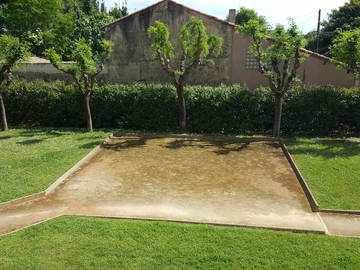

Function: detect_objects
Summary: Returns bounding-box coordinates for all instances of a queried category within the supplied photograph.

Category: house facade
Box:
[102,0,354,89]
[15,0,354,88]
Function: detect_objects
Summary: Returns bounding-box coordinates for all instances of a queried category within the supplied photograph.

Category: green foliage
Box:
[238,19,307,92]
[147,21,175,61]
[0,35,30,87]
[148,17,223,83]
[331,28,360,78]
[235,7,267,27]
[4,81,360,136]
[45,39,112,93]
[148,17,223,131]
[307,0,360,56]
[0,0,62,37]
[108,1,128,19]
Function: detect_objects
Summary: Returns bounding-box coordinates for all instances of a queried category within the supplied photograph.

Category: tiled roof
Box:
[21,57,51,64]
[102,0,235,29]
[300,48,332,62]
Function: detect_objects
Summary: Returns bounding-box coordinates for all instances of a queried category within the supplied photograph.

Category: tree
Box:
[108,1,128,19]
[0,0,63,37]
[45,39,112,132]
[147,17,223,132]
[0,35,30,131]
[235,7,267,26]
[331,28,360,87]
[43,5,113,60]
[237,19,307,137]
[306,0,360,56]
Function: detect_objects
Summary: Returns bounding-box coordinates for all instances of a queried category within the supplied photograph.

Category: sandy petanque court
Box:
[1,135,332,235]
[4,134,359,238]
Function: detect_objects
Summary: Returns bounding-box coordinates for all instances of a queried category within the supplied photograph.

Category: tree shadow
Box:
[0,136,12,140]
[286,138,360,159]
[16,139,45,145]
[163,138,251,155]
[80,141,104,149]
[18,129,65,137]
[102,137,147,151]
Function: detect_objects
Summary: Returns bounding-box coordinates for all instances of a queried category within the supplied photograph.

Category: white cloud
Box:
[105,0,348,33]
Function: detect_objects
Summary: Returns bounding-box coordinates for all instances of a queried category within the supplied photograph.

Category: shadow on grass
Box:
[80,141,104,149]
[286,138,360,159]
[16,139,45,145]
[0,136,12,140]
[18,129,65,137]
[102,137,147,151]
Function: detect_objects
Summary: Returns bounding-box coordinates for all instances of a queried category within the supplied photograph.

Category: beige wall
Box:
[104,0,233,85]
[13,63,72,82]
[14,1,354,89]
[231,33,354,89]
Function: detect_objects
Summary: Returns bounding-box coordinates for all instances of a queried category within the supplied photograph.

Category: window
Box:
[245,50,260,70]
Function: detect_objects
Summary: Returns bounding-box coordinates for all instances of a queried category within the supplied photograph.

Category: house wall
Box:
[231,33,354,89]
[104,0,233,85]
[14,63,72,82]
[13,0,354,89]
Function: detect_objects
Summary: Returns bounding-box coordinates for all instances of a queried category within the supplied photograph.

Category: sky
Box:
[104,0,348,33]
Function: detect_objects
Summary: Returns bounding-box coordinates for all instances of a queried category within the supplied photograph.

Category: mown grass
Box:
[285,137,360,210]
[0,128,110,203]
[0,129,360,269]
[0,216,359,270]
[1,129,359,210]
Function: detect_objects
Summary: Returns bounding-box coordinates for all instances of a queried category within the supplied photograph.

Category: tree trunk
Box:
[0,92,9,131]
[355,77,360,88]
[83,93,93,132]
[272,93,284,138]
[176,84,186,133]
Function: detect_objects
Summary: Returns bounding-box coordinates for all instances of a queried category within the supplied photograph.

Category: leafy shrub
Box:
[3,80,360,135]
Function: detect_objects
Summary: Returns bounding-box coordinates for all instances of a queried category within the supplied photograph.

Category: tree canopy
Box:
[45,39,112,132]
[237,19,306,137]
[331,28,360,86]
[235,7,267,26]
[306,0,360,55]
[148,17,223,132]
[0,0,127,58]
[0,34,30,131]
[0,0,63,37]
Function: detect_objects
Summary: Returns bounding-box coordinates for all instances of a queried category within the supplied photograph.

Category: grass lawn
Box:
[0,128,360,269]
[285,137,360,210]
[0,216,359,270]
[0,128,110,203]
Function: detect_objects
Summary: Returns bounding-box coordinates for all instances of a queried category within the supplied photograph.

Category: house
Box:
[102,0,354,89]
[14,57,72,82]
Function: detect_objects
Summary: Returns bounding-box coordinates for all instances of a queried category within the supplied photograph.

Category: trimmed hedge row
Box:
[3,80,360,135]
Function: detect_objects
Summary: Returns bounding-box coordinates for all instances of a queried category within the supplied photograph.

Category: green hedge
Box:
[3,80,360,135]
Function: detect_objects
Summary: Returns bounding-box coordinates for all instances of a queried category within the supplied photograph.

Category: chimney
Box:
[228,9,236,24]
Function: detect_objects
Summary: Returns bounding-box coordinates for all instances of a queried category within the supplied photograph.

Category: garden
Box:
[1,0,360,269]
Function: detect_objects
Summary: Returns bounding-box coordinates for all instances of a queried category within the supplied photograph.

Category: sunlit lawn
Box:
[285,137,360,210]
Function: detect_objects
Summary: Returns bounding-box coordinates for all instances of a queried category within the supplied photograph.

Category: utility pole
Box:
[316,9,321,53]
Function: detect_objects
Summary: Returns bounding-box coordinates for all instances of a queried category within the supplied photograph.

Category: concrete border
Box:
[0,192,45,211]
[280,139,360,215]
[75,214,326,235]
[319,209,360,215]
[45,137,111,195]
[0,137,110,210]
[279,139,320,212]
[0,214,63,237]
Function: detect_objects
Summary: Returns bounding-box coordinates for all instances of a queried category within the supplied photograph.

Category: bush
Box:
[3,80,360,136]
